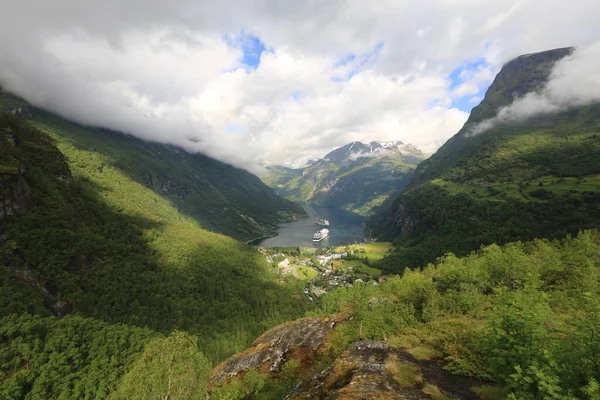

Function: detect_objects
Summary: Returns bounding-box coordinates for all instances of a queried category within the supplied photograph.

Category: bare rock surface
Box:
[210,314,348,384]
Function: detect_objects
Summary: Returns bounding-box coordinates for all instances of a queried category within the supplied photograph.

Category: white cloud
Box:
[471,41,600,135]
[0,0,599,172]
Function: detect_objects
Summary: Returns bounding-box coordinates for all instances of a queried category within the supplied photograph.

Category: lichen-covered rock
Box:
[210,314,348,384]
[287,342,416,400]
[287,341,483,399]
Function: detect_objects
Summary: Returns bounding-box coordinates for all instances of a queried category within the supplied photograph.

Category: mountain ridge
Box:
[261,140,426,216]
[371,46,600,271]
[0,88,306,242]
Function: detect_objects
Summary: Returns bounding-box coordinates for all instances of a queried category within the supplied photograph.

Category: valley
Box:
[253,203,368,247]
[0,23,600,400]
[261,141,425,216]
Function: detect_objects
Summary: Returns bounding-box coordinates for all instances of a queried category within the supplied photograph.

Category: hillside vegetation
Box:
[0,90,305,242]
[211,230,600,399]
[0,112,309,398]
[262,141,425,216]
[372,47,600,272]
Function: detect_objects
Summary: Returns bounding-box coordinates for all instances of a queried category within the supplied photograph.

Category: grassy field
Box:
[335,259,382,276]
[431,175,600,203]
[334,242,393,262]
[297,266,320,280]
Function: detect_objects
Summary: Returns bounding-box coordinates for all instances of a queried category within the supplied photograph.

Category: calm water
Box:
[255,204,367,247]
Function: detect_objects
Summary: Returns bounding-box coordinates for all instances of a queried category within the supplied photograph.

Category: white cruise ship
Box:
[315,217,330,227]
[312,228,329,242]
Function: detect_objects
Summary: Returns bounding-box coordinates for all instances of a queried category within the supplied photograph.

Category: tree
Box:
[110,331,211,400]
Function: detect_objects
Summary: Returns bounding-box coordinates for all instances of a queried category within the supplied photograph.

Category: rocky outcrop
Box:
[0,168,31,221]
[12,267,72,316]
[287,341,483,399]
[391,196,417,235]
[210,314,348,385]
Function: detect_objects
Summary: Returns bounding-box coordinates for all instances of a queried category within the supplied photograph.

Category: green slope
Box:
[262,141,424,216]
[372,47,600,272]
[0,112,309,398]
[213,230,600,400]
[0,90,306,243]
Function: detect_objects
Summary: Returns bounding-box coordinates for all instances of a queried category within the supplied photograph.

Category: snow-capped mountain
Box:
[261,140,427,216]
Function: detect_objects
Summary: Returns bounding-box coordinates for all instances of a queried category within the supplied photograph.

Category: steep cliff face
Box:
[0,113,74,315]
[262,141,425,216]
[411,47,575,185]
[371,47,600,271]
[0,119,70,221]
[0,168,31,220]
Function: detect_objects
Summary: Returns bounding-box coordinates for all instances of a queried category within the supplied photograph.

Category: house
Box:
[277,258,290,269]
[316,255,332,265]
[331,252,347,259]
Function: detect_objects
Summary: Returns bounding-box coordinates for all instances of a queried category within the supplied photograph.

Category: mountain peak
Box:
[323,140,417,163]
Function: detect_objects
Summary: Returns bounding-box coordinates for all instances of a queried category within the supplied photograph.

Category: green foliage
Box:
[0,111,311,398]
[211,360,302,400]
[110,331,211,400]
[0,314,158,400]
[314,230,600,399]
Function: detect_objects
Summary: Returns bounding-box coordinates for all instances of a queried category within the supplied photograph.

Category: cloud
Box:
[0,1,599,172]
[470,41,600,135]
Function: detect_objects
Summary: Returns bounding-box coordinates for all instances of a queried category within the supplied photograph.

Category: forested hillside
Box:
[0,90,305,242]
[210,230,600,399]
[372,47,600,272]
[0,112,309,399]
[262,141,424,216]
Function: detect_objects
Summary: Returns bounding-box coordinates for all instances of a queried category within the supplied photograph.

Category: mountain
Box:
[261,141,426,216]
[0,89,306,243]
[371,47,600,271]
[2,47,600,400]
[0,110,309,398]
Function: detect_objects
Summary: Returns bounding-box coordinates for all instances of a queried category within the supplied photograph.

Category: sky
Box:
[0,1,599,173]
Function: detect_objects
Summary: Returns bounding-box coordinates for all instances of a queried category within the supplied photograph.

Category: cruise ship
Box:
[315,217,330,227]
[312,228,329,242]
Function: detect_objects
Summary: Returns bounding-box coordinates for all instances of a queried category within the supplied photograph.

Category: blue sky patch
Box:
[225,30,270,70]
[449,57,490,113]
[334,53,356,67]
[225,123,244,133]
[291,91,302,101]
[331,41,385,82]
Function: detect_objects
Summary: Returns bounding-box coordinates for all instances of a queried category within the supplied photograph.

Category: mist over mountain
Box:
[2,1,600,399]
[371,47,600,271]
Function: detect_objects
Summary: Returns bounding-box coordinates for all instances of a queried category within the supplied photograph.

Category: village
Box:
[258,242,391,301]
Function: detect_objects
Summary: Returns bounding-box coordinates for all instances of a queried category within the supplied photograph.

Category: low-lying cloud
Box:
[0,1,599,172]
[471,41,600,135]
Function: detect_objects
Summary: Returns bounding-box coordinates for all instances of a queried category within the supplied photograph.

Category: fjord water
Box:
[255,204,367,247]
